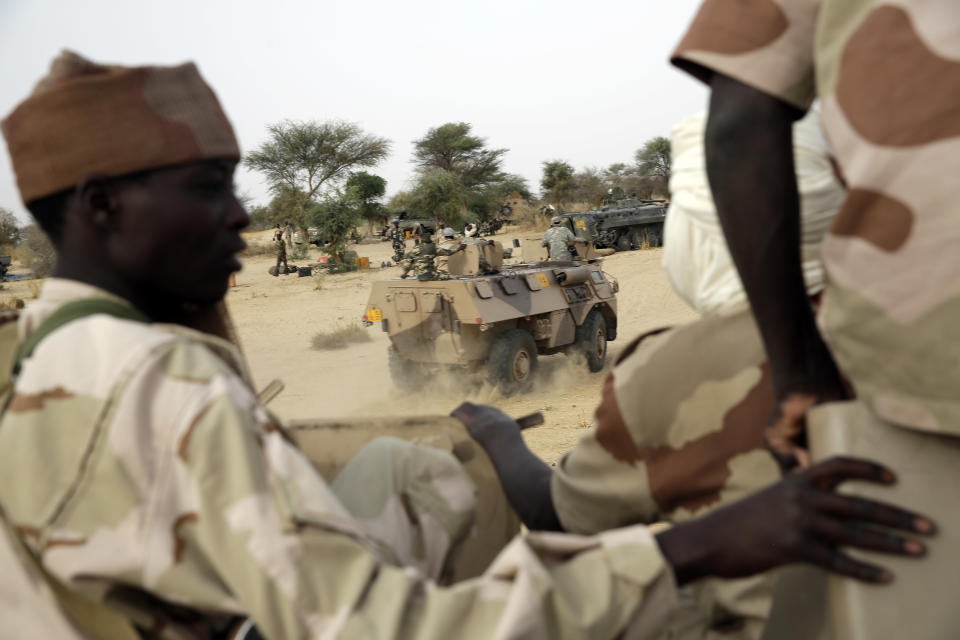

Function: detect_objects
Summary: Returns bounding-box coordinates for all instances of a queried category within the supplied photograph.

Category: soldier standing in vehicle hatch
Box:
[542,216,577,261]
[400,230,463,280]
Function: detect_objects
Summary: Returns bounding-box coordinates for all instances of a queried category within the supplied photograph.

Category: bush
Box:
[310,323,372,350]
[20,225,56,278]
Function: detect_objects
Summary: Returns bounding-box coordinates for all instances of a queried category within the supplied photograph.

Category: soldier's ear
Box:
[75,174,119,230]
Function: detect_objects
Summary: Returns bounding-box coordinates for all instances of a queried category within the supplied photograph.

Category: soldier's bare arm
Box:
[451,403,562,531]
[705,73,848,470]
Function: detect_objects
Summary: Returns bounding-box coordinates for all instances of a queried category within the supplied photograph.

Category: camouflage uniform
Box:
[463,238,497,275]
[541,225,577,261]
[673,2,960,636]
[552,306,780,639]
[436,236,460,274]
[274,232,288,273]
[0,278,679,639]
[400,240,460,281]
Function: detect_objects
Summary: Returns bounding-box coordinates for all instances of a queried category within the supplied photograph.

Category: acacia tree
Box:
[408,169,470,227]
[413,122,506,188]
[540,160,576,208]
[346,172,388,230]
[245,120,390,229]
[411,122,521,225]
[635,136,672,196]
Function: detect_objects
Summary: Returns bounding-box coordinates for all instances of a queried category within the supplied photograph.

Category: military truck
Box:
[560,197,667,251]
[363,246,618,395]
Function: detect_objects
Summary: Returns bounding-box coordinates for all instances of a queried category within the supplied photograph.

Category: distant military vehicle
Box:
[560,197,668,251]
[363,246,618,395]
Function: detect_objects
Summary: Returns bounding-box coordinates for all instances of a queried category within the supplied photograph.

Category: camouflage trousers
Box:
[291,417,522,583]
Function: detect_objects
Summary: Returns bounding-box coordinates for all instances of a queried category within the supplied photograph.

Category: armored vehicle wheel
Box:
[643,225,663,248]
[575,309,607,372]
[616,233,632,252]
[488,329,538,395]
[388,347,429,391]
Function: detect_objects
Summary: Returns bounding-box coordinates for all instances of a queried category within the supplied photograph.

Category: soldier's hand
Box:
[452,402,521,448]
[656,456,935,586]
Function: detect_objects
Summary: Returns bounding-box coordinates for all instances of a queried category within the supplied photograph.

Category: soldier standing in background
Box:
[282,219,292,249]
[273,223,287,276]
[541,215,577,261]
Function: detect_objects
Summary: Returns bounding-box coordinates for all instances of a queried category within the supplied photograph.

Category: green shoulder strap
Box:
[14,298,149,373]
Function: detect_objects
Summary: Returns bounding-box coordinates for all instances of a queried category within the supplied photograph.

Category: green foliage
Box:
[407,169,470,227]
[540,160,576,206]
[413,122,506,189]
[346,172,388,225]
[306,188,363,264]
[0,208,22,249]
[635,136,672,182]
[21,224,56,278]
[411,122,522,225]
[244,120,390,226]
[387,191,412,212]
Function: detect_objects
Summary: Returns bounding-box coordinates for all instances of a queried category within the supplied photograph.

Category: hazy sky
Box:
[0,0,708,222]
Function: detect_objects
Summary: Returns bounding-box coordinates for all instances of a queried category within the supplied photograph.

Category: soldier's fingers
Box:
[803,491,935,534]
[804,456,895,490]
[450,402,480,420]
[802,542,892,584]
[808,514,925,556]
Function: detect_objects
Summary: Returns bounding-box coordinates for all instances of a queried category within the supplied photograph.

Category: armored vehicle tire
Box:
[616,233,632,252]
[488,329,538,396]
[575,309,607,372]
[388,347,429,391]
[644,225,663,248]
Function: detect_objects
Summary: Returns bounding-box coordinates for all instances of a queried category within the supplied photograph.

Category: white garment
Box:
[662,110,846,315]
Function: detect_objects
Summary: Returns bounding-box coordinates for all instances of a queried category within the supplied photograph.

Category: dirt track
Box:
[226,229,698,464]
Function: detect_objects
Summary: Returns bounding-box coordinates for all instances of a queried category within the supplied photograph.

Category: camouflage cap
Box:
[2,50,240,204]
[551,216,562,225]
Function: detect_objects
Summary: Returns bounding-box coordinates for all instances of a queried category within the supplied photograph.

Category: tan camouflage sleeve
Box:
[43,339,677,638]
[552,310,781,533]
[671,0,820,110]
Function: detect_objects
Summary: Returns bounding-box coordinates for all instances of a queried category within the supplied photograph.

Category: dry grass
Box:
[240,242,276,258]
[0,296,25,311]
[310,322,372,351]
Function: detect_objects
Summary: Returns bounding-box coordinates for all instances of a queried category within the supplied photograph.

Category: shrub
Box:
[310,323,372,350]
[20,225,56,278]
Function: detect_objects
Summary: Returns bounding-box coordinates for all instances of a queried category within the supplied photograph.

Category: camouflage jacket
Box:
[0,278,678,639]
[400,241,460,280]
[673,0,960,436]
[542,226,576,261]
[553,306,781,639]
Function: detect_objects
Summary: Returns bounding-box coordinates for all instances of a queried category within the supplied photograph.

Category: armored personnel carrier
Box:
[363,246,618,395]
[560,197,667,251]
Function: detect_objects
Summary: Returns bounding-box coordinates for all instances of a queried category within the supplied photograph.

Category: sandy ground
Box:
[225,228,699,465]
